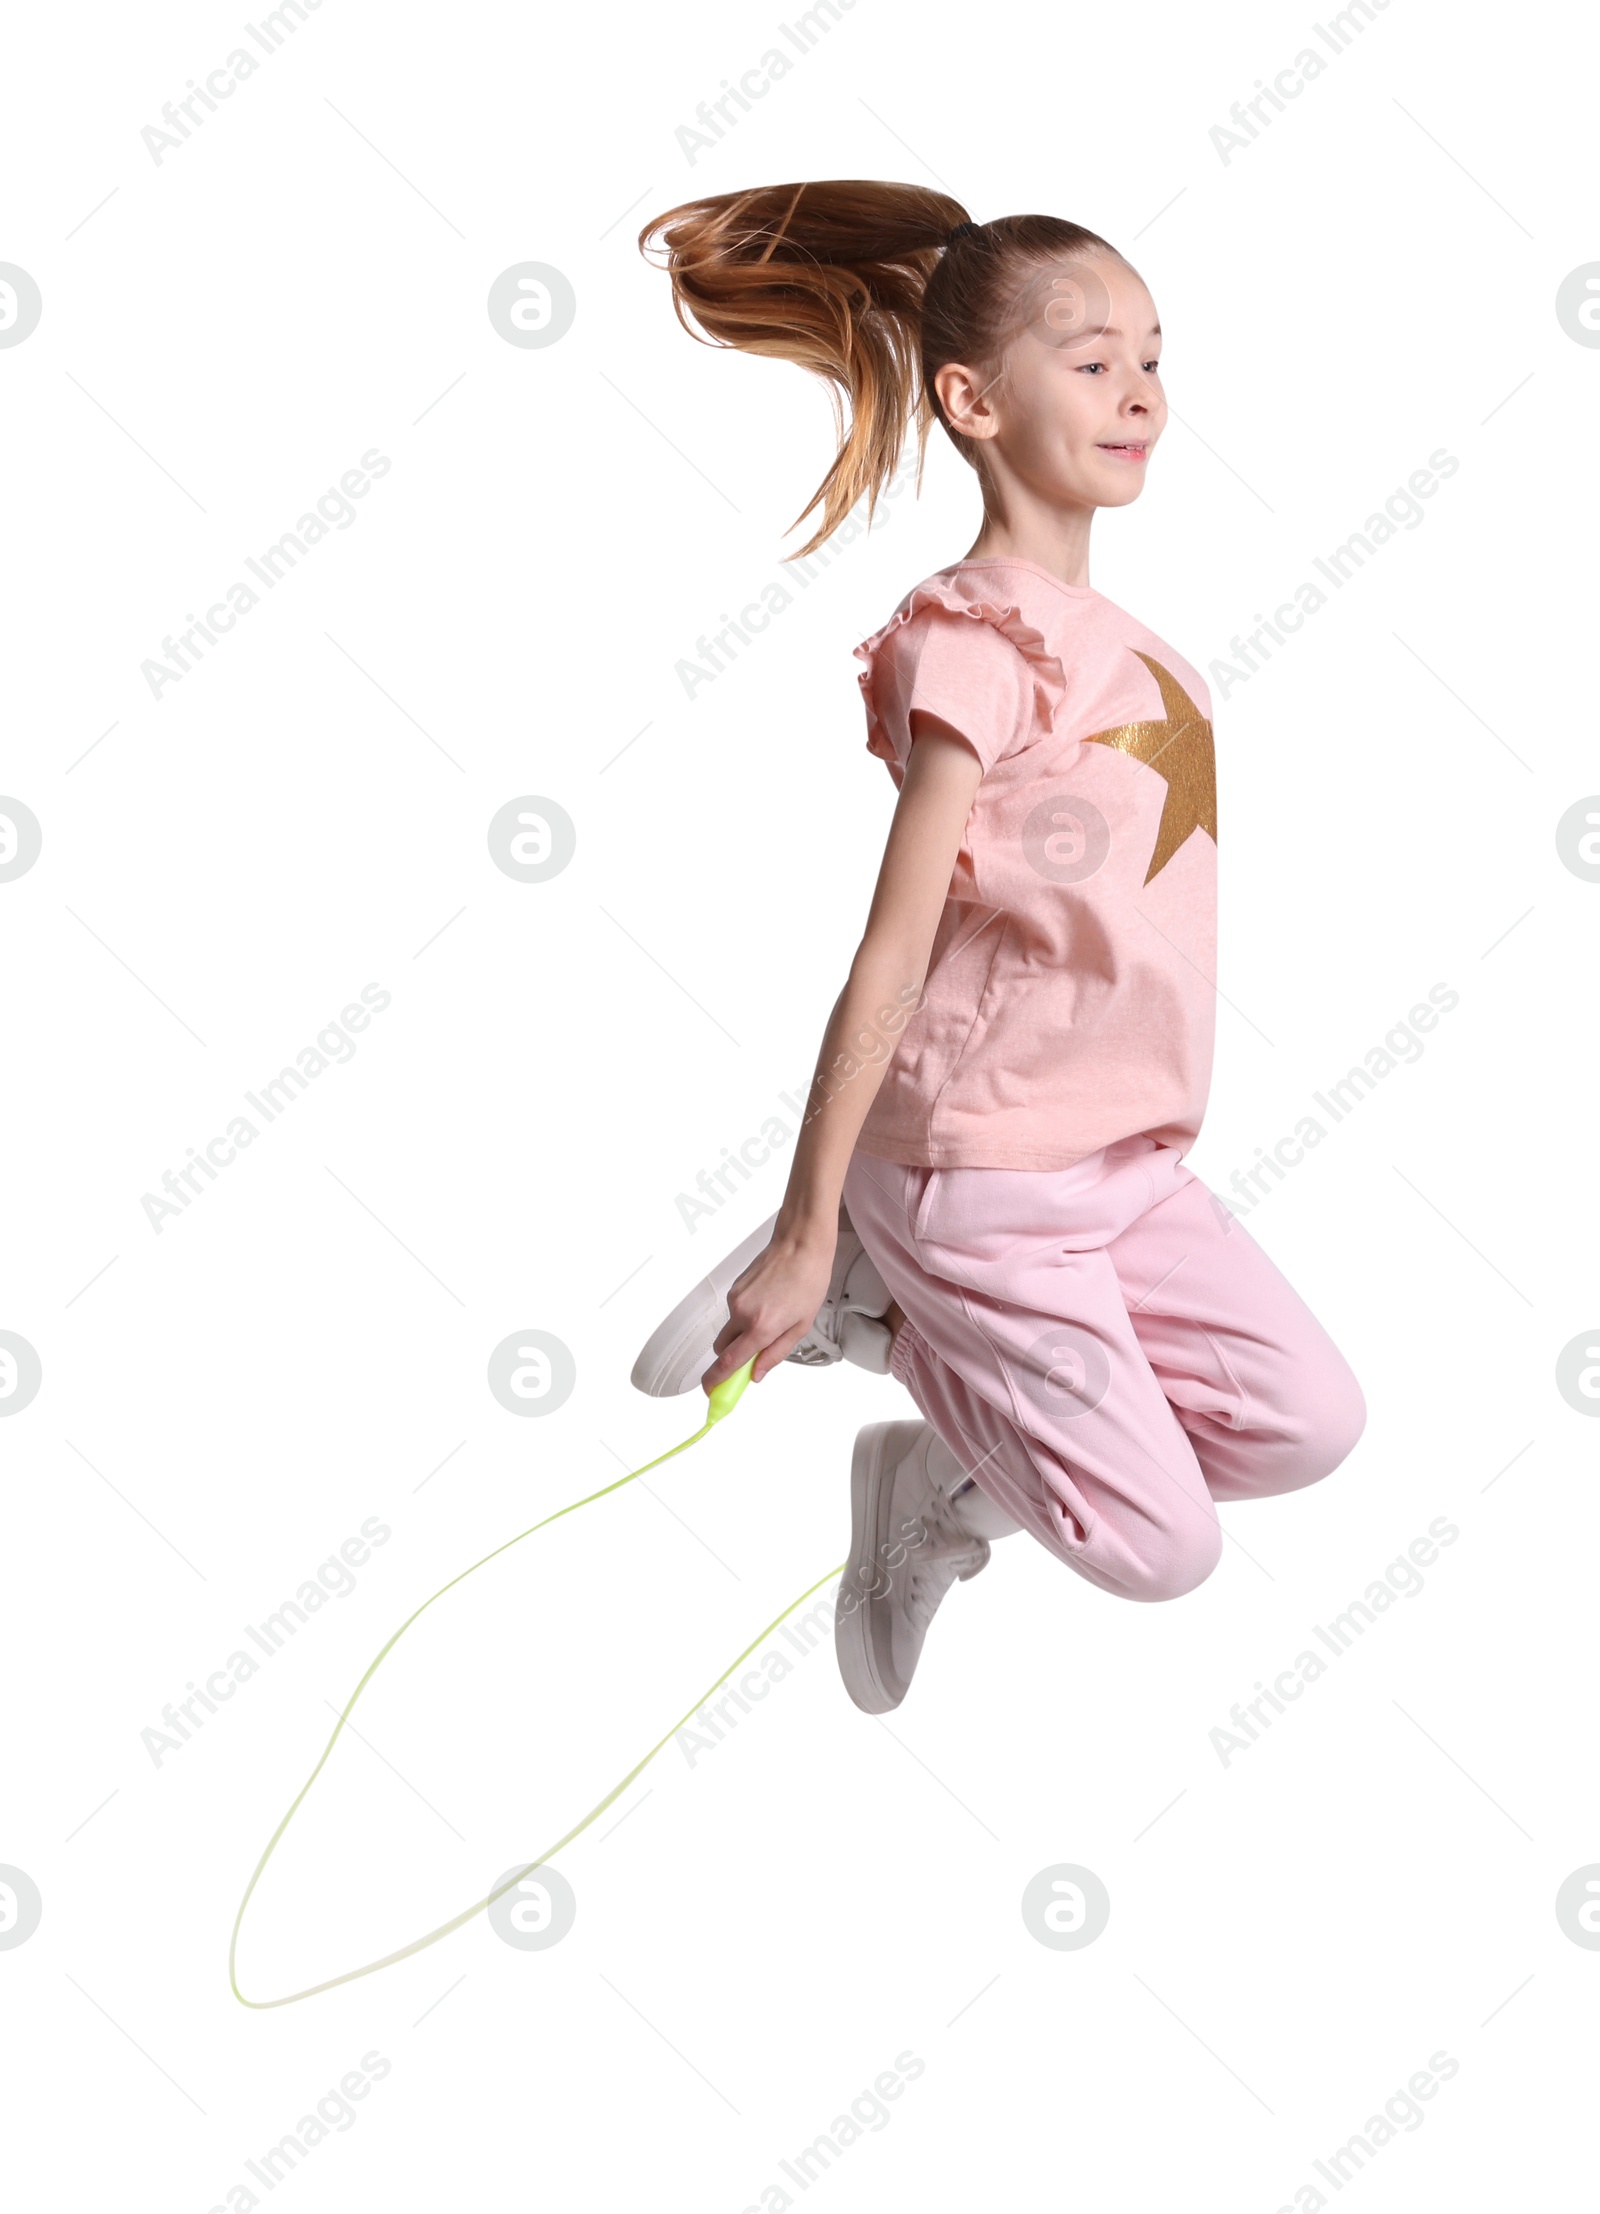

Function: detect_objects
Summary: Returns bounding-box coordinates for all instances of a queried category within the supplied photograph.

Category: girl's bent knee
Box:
[1130,1519,1223,1603]
[1310,1364,1367,1485]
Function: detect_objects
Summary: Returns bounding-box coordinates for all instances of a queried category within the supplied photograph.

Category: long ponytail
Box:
[638,179,1122,558]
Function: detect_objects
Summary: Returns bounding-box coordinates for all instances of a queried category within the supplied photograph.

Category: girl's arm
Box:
[702,719,985,1391]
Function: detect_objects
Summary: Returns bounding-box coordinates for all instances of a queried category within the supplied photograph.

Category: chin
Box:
[1093,472,1149,507]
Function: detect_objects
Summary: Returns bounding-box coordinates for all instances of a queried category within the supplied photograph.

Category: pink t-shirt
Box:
[852,556,1218,1172]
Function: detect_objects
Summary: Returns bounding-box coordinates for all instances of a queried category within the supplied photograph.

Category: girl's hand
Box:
[702,1230,837,1393]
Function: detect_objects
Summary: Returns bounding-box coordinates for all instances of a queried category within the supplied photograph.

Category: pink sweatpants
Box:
[842,1135,1365,1602]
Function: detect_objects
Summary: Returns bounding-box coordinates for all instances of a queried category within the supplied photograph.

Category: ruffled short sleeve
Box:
[853,583,1066,787]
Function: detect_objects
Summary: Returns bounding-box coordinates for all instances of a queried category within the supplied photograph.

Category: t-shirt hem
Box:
[851,1134,1126,1173]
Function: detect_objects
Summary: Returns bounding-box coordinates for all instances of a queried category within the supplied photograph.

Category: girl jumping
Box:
[632,182,1366,1714]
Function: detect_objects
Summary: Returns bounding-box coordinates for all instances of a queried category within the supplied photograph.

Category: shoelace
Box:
[785,1242,886,1366]
[786,1337,842,1367]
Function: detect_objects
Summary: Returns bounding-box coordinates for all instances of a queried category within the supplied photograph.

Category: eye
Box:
[1076,361,1107,374]
[1143,359,1162,374]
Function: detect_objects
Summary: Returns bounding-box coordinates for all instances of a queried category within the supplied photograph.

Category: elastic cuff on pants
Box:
[889,1314,924,1389]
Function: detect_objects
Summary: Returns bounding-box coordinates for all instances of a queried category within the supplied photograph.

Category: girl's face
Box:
[939,254,1166,513]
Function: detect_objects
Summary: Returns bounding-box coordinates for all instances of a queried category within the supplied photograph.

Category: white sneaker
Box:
[834,1420,997,1714]
[630,1207,894,1398]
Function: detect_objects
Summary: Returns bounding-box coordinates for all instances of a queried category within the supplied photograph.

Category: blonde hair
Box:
[639,178,1122,557]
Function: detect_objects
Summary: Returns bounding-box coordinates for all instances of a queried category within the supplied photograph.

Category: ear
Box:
[933,359,1001,442]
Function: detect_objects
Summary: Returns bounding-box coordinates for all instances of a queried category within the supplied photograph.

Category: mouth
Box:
[1097,441,1149,463]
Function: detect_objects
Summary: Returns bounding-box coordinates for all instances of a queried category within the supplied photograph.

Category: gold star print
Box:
[1082,651,1217,884]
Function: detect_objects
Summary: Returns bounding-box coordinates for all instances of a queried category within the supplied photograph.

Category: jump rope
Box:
[228,1356,846,2009]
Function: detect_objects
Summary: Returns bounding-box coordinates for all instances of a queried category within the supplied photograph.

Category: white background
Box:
[2,0,1595,2206]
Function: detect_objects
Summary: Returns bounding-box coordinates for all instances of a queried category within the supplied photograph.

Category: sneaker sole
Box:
[630,1214,887,1397]
[629,1215,778,1397]
[834,1420,926,1715]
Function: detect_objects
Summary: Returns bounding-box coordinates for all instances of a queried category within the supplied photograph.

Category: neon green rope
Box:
[229,1360,845,2009]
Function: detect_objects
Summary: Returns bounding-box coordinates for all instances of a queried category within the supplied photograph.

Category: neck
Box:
[964,501,1095,590]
